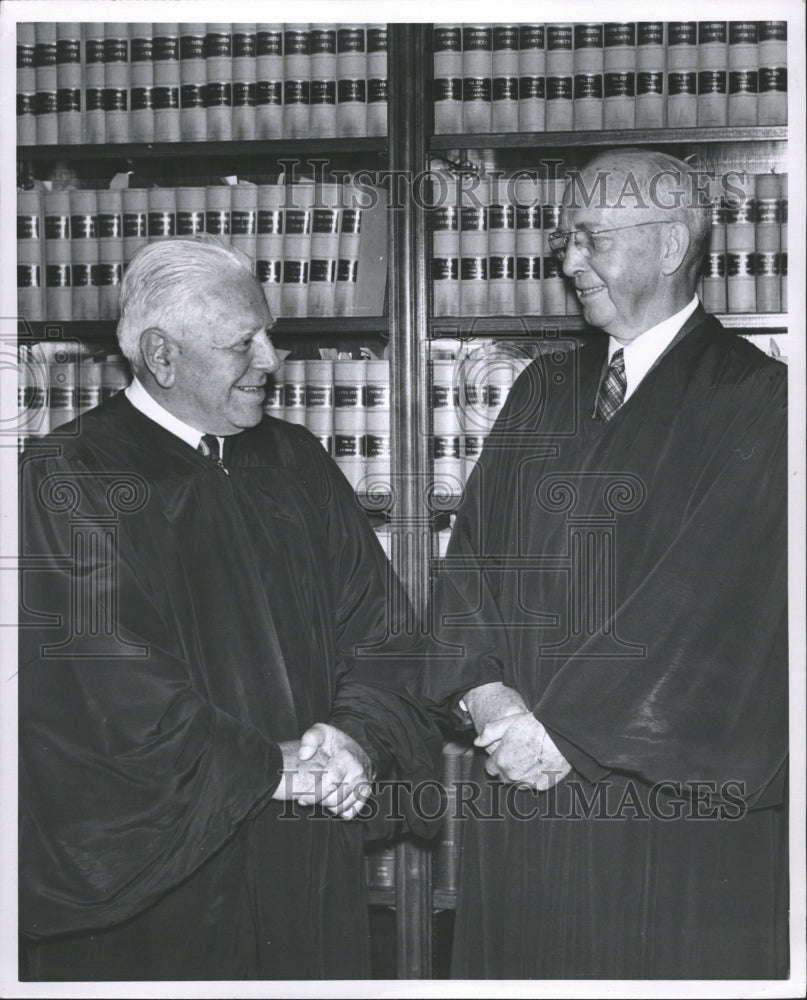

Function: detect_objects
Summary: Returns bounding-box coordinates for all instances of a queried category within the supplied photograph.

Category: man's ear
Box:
[660,221,691,276]
[140,329,175,388]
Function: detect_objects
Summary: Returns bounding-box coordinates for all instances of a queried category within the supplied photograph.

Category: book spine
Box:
[365,843,396,890]
[434,742,470,893]
[256,181,284,317]
[518,26,545,133]
[462,25,492,133]
[256,23,283,140]
[514,176,542,316]
[17,23,37,145]
[779,173,787,309]
[725,172,756,313]
[757,22,787,125]
[22,343,49,438]
[366,25,388,138]
[431,175,460,318]
[284,24,311,139]
[175,185,206,237]
[122,187,148,267]
[281,359,306,426]
[82,24,105,143]
[487,179,515,315]
[431,358,463,496]
[70,190,98,321]
[304,359,334,452]
[353,184,388,317]
[334,181,361,317]
[307,182,341,317]
[180,22,207,141]
[365,359,391,495]
[459,177,489,316]
[129,22,155,143]
[17,188,44,323]
[457,353,485,484]
[97,189,123,320]
[34,23,58,145]
[545,24,573,131]
[697,21,727,127]
[206,23,232,141]
[541,179,566,314]
[282,183,314,318]
[147,187,176,242]
[56,22,83,144]
[603,22,635,130]
[232,23,256,141]
[333,359,366,491]
[666,21,697,127]
[152,23,180,142]
[49,355,79,432]
[263,360,285,419]
[727,22,758,127]
[755,173,781,313]
[433,24,462,134]
[491,25,519,133]
[309,25,336,139]
[78,358,105,418]
[336,24,367,137]
[104,22,129,143]
[206,184,232,244]
[573,22,603,131]
[635,22,665,128]
[701,196,727,314]
[231,183,258,265]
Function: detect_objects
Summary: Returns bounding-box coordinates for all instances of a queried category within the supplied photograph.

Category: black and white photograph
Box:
[1,1,805,997]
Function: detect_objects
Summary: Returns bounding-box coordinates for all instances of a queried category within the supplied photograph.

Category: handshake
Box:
[272,722,375,820]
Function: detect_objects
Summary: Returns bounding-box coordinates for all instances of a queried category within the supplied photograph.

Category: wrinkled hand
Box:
[272,739,332,801]
[462,682,530,752]
[293,722,375,819]
[474,712,571,792]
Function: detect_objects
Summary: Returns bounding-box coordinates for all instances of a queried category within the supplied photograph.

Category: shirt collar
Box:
[608,295,699,402]
[125,377,218,452]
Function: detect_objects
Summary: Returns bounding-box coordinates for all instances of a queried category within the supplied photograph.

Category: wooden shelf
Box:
[17,137,388,163]
[18,316,390,342]
[430,126,787,152]
[433,889,458,911]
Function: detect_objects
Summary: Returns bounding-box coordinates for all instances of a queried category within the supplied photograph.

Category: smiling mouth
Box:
[577,285,606,300]
[235,385,265,393]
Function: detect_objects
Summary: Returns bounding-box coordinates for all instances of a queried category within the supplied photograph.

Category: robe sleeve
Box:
[535,366,788,806]
[18,450,284,937]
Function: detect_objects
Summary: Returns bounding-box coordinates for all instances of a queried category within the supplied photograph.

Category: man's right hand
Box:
[271,739,331,801]
[462,682,530,751]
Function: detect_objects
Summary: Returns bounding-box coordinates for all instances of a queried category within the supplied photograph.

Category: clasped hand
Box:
[272,722,374,819]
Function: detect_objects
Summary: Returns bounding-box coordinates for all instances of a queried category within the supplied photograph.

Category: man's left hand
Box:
[296,723,375,818]
[475,712,572,792]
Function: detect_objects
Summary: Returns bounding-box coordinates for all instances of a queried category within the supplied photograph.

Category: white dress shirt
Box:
[607,295,700,403]
[125,377,224,454]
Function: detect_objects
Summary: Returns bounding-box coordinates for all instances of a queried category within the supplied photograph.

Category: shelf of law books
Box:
[424,20,789,516]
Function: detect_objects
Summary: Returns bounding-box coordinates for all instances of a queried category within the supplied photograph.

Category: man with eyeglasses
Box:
[421,148,788,979]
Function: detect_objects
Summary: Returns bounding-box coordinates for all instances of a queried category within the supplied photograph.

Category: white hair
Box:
[116,235,256,369]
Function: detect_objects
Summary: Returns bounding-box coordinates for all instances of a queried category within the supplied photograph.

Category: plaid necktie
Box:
[595,348,626,422]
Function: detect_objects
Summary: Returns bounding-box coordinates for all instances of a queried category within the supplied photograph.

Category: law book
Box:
[309,25,337,138]
[603,22,635,130]
[122,187,148,266]
[281,182,314,318]
[152,22,180,142]
[129,22,155,143]
[18,188,44,323]
[696,21,727,127]
[365,359,391,495]
[433,24,462,134]
[256,181,284,317]
[462,25,492,133]
[307,182,341,316]
[779,173,787,308]
[231,183,258,265]
[758,22,787,125]
[333,359,366,491]
[255,23,283,139]
[82,23,105,143]
[336,24,367,137]
[727,22,758,127]
[545,23,573,131]
[263,360,285,419]
[459,176,489,316]
[284,23,311,139]
[354,184,389,317]
[725,172,756,313]
[104,22,129,143]
[34,23,58,145]
[431,357,463,495]
[635,22,665,129]
[491,25,519,133]
[205,23,232,141]
[147,187,176,242]
[179,22,207,141]
[519,23,545,76]
[519,32,545,137]
[755,173,781,314]
[434,742,472,894]
[78,356,105,417]
[232,23,257,141]
[434,24,463,77]
[280,358,306,426]
[48,354,79,432]
[514,175,542,316]
[304,359,334,451]
[456,350,487,484]
[366,25,388,138]
[21,342,50,440]
[573,23,603,131]
[487,180,515,315]
[56,22,82,144]
[17,23,37,145]
[432,174,460,318]
[541,179,566,315]
[70,189,98,321]
[206,184,232,243]
[334,180,361,317]
[365,843,396,890]
[701,196,727,315]
[176,185,206,237]
[97,189,123,320]
[666,21,697,128]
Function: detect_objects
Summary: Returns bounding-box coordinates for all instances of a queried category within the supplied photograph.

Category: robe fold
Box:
[19,395,441,980]
[421,310,788,979]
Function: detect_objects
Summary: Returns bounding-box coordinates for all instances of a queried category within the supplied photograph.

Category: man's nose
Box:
[561,238,588,278]
[251,330,281,372]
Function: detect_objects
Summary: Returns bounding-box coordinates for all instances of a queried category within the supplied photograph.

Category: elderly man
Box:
[18,236,440,980]
[421,148,788,979]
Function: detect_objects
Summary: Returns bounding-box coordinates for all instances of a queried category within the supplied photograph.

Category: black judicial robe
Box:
[421,310,788,979]
[19,395,441,981]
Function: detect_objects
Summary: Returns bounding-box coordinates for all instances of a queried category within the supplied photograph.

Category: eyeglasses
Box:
[548,221,669,261]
